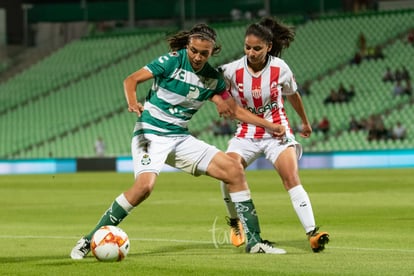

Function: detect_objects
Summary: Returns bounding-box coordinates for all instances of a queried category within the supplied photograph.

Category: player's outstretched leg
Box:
[70,194,132,259]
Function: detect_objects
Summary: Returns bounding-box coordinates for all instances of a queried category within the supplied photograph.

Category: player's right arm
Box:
[124,51,181,117]
[123,68,153,117]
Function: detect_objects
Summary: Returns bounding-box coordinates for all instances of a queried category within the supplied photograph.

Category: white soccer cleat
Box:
[70,237,91,260]
[248,242,287,254]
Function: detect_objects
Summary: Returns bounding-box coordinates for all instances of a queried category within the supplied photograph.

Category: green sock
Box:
[85,200,129,240]
[234,199,262,248]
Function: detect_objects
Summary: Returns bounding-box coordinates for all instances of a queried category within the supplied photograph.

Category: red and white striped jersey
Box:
[220,55,297,139]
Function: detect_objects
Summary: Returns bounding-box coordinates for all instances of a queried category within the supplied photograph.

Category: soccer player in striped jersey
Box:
[70,23,288,259]
[219,17,329,252]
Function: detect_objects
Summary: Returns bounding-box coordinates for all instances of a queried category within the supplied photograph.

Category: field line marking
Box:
[328,246,414,253]
[0,235,413,253]
[0,235,212,244]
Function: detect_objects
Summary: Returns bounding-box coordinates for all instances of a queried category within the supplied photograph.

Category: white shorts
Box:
[131,134,220,178]
[226,136,303,166]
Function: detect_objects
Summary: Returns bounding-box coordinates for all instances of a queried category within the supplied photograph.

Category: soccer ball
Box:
[91,225,130,262]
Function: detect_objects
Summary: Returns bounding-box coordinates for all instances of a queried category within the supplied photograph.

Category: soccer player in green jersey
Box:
[70,23,287,259]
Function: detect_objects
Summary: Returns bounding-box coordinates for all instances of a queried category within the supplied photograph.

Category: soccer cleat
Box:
[247,242,287,254]
[226,217,245,247]
[307,227,330,253]
[70,237,91,260]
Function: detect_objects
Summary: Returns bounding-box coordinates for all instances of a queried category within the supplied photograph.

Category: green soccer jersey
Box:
[133,48,226,137]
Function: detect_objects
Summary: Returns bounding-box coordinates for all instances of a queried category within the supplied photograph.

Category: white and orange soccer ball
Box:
[91,225,130,262]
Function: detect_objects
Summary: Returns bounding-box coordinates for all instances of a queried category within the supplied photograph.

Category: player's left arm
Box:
[211,92,285,137]
[286,91,312,138]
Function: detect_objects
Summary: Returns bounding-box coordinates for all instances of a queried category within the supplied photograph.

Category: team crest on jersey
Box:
[187,86,200,100]
[141,154,151,165]
[252,87,262,99]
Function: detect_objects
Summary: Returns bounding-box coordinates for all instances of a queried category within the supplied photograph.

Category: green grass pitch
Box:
[1,168,413,275]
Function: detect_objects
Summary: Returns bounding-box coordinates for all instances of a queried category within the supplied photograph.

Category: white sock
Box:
[288,185,316,234]
[229,189,251,203]
[220,181,238,218]
[115,193,134,213]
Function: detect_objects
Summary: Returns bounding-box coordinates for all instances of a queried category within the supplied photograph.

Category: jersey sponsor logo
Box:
[171,68,186,81]
[168,106,180,115]
[141,154,151,165]
[251,86,262,99]
[247,101,279,115]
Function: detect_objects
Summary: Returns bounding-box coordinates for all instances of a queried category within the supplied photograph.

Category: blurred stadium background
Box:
[0,0,413,171]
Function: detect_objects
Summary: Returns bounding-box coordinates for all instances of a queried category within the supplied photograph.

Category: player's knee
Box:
[141,184,153,197]
[208,152,245,184]
[128,179,155,206]
[282,174,300,190]
[224,159,245,182]
[139,182,154,197]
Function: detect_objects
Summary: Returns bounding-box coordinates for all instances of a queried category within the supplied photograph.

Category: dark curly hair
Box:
[167,23,221,55]
[245,17,295,57]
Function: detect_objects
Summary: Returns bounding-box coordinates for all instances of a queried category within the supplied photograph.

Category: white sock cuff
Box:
[229,190,251,203]
[288,184,304,198]
[116,193,134,213]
